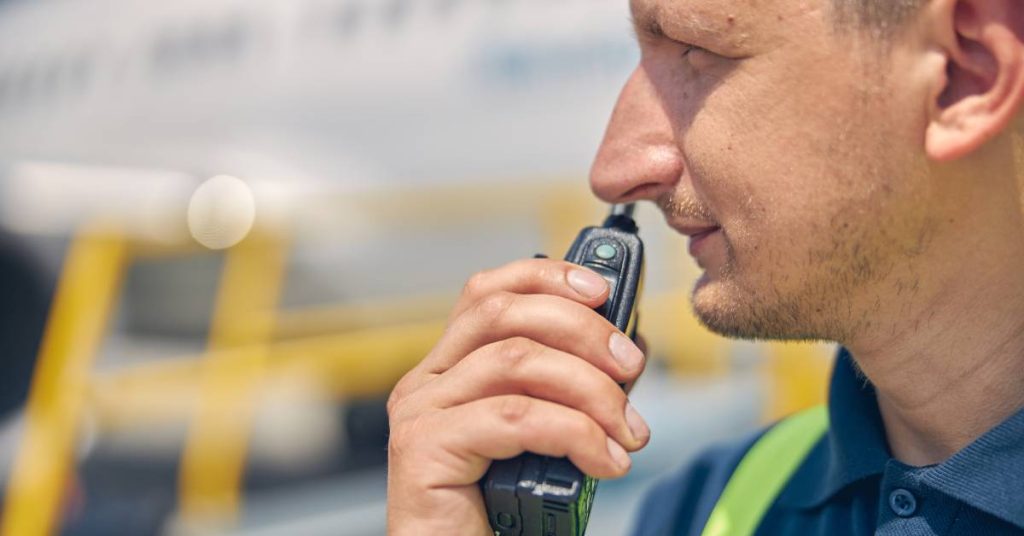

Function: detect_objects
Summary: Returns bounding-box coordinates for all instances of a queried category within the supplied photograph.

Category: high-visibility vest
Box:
[700,405,829,536]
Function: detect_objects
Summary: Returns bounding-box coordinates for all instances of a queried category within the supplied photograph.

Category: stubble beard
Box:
[688,164,932,346]
[690,228,882,344]
[682,48,935,346]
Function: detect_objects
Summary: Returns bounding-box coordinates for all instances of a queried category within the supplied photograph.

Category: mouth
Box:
[664,218,722,261]
[665,216,720,238]
[686,227,721,259]
[671,223,720,238]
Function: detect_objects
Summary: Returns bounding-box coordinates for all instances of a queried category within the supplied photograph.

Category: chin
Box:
[690,275,824,342]
[690,276,755,339]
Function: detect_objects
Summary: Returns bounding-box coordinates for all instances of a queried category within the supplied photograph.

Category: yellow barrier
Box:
[86,320,446,432]
[2,226,128,536]
[270,295,454,339]
[3,183,833,534]
[178,229,288,521]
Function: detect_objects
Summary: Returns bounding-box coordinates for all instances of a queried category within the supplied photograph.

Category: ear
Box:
[924,0,1024,162]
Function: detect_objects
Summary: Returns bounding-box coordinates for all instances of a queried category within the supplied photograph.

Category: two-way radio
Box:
[481,203,645,536]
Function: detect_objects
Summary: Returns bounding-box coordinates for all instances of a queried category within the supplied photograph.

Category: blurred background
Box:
[0,0,835,534]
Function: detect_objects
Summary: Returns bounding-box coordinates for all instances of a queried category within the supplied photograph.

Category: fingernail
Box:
[606,437,632,470]
[625,403,650,443]
[567,269,607,299]
[609,332,644,372]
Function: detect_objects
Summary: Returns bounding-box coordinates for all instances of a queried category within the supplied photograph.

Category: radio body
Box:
[481,204,645,536]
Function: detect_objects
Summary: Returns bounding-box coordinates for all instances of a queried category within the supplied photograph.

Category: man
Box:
[386,0,1024,534]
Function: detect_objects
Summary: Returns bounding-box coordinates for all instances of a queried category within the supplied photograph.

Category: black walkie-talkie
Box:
[481,203,644,536]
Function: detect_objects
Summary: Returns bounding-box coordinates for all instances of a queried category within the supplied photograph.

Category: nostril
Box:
[621,183,672,201]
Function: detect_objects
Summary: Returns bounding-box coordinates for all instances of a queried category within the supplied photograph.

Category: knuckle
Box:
[567,309,591,332]
[535,263,563,287]
[386,383,406,419]
[564,372,623,427]
[386,369,420,418]
[568,412,602,442]
[497,395,533,426]
[461,271,489,300]
[385,409,434,450]
[387,418,412,453]
[386,390,400,418]
[579,302,607,325]
[495,337,539,371]
[560,303,601,336]
[601,388,628,417]
[475,291,516,324]
[388,410,432,455]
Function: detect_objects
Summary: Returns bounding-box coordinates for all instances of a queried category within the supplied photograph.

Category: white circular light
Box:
[187,175,256,249]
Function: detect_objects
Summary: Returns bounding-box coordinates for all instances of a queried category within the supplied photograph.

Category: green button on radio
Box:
[595,244,618,260]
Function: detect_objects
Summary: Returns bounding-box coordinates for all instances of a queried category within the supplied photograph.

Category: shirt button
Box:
[889,488,918,517]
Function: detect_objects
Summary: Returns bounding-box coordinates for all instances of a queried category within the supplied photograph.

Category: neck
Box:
[845,159,1024,467]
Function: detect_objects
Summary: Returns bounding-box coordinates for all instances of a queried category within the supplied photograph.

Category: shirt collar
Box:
[777,348,1024,529]
[919,405,1024,527]
[776,348,890,509]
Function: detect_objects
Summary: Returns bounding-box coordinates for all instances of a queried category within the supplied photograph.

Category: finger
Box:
[425,293,646,382]
[635,333,649,357]
[622,333,649,394]
[450,259,610,322]
[398,259,614,403]
[416,395,632,487]
[403,337,650,450]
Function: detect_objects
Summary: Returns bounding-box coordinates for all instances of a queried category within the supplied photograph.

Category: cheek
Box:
[680,52,924,274]
[683,79,847,245]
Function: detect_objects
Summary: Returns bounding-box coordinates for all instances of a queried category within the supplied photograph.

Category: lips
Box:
[657,198,721,261]
[662,218,722,260]
[687,227,719,241]
[688,226,721,259]
[664,218,720,239]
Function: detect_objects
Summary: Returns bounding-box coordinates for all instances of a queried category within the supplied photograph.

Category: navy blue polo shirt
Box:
[631,349,1024,535]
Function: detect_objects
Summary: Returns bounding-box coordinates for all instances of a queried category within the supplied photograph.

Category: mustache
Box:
[656,192,715,222]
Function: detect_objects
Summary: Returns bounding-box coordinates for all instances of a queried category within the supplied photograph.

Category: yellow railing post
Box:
[177,228,288,523]
[2,227,127,536]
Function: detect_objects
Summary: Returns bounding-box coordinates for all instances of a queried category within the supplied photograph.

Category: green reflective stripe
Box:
[700,405,829,536]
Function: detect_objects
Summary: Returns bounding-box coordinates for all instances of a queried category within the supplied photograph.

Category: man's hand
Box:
[386,259,651,535]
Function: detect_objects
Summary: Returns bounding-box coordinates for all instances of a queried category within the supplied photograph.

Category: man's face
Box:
[591,0,939,342]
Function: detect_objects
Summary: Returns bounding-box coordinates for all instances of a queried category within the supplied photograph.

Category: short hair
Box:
[831,0,928,33]
[833,1,1024,159]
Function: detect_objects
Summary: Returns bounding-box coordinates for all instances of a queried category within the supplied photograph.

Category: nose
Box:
[590,66,684,204]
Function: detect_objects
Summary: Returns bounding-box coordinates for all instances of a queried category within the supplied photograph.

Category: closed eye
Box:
[629,13,724,67]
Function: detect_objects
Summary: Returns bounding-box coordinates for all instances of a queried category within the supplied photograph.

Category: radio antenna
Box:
[604,203,638,232]
[610,203,635,219]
